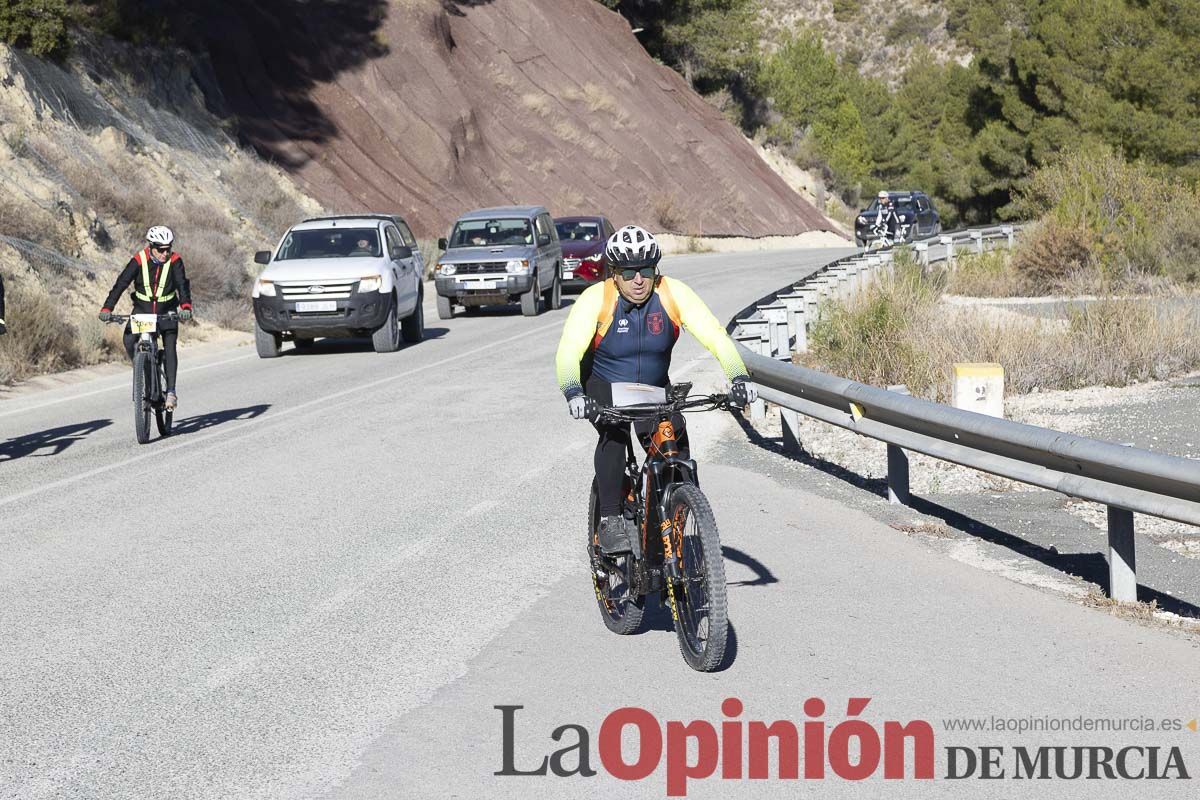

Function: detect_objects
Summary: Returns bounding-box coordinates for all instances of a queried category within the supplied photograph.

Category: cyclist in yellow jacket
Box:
[555,225,757,554]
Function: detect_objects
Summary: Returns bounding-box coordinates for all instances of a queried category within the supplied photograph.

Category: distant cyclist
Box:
[555,225,757,554]
[99,226,192,410]
[872,190,899,244]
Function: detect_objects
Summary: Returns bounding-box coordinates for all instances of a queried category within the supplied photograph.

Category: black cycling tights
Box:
[592,416,689,517]
[124,328,179,391]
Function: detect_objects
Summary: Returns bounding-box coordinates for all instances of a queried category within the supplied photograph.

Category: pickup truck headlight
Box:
[438,263,457,276]
[898,214,908,222]
[583,253,604,262]
[358,275,383,293]
[506,259,529,274]
[256,279,276,297]
[857,216,866,224]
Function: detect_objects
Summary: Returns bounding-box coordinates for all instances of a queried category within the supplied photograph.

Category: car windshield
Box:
[449,218,533,248]
[276,228,381,260]
[555,220,603,242]
[866,198,916,213]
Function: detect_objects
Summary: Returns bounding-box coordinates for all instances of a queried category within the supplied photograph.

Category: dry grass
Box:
[945,250,1032,296]
[202,298,254,332]
[221,156,306,241]
[806,260,1200,401]
[0,279,121,385]
[1079,589,1195,629]
[0,196,73,254]
[652,192,684,232]
[521,93,552,118]
[184,227,253,303]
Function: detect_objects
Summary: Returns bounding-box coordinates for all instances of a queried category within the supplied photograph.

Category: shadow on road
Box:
[733,414,1200,619]
[908,496,1200,619]
[284,329,448,356]
[0,419,113,463]
[723,546,779,588]
[171,405,270,436]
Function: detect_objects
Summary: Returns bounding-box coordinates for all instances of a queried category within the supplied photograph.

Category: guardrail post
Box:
[1106,506,1137,603]
[1002,225,1014,249]
[777,292,807,353]
[759,303,789,360]
[915,242,929,269]
[886,384,911,505]
[780,407,803,455]
[940,235,955,271]
[970,230,984,255]
[851,261,867,295]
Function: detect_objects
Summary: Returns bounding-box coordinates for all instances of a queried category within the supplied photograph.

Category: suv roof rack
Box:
[300,214,405,225]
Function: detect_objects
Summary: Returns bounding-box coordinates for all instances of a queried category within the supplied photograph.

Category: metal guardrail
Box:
[729,225,1200,603]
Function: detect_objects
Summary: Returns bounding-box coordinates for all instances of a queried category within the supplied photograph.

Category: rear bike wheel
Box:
[588,479,644,635]
[132,351,152,445]
[667,483,728,671]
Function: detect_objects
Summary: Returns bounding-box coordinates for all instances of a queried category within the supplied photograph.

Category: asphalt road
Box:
[2,247,1199,799]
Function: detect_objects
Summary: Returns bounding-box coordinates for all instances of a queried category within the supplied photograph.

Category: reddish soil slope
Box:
[197,0,832,237]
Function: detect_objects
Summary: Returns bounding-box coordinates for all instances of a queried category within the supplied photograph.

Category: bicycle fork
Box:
[660,516,682,623]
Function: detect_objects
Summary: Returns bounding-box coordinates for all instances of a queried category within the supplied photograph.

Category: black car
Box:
[854,191,941,246]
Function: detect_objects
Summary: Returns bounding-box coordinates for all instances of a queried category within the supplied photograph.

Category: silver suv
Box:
[433,205,563,318]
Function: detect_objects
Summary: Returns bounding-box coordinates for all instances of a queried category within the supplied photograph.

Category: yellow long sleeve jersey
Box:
[554,276,748,399]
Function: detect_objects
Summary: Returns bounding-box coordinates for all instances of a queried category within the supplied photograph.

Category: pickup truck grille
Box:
[278,280,356,301]
[563,258,581,269]
[451,262,507,274]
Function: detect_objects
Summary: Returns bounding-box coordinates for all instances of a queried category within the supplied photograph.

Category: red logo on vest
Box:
[647,311,664,336]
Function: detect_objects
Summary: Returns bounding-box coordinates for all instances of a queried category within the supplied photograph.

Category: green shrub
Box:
[0,0,72,57]
[831,0,861,23]
[885,10,939,46]
[1016,148,1200,285]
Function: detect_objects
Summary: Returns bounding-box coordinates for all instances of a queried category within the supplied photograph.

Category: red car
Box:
[554,215,616,292]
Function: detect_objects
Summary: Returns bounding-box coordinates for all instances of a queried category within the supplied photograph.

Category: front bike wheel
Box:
[154,360,172,437]
[132,352,152,445]
[668,483,728,671]
[588,480,644,635]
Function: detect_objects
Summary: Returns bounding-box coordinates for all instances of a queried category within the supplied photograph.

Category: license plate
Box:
[462,280,501,290]
[563,271,574,280]
[296,300,337,313]
[129,314,158,334]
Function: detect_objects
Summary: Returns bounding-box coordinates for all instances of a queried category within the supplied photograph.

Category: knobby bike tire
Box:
[668,483,728,672]
[132,352,152,445]
[588,480,644,635]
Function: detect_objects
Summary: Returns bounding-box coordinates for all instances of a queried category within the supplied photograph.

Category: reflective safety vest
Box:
[592,277,681,349]
[133,249,178,306]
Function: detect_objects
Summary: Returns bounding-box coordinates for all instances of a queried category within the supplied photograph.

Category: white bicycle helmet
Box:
[146,225,175,247]
[605,225,661,269]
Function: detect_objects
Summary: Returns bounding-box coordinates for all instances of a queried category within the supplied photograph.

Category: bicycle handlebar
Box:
[105,311,181,324]
[595,393,737,424]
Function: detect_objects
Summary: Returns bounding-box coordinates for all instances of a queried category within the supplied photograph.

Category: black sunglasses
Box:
[618,266,657,281]
[150,244,171,252]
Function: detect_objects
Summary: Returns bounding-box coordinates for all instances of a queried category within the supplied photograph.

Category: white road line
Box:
[0,320,561,510]
[0,256,821,421]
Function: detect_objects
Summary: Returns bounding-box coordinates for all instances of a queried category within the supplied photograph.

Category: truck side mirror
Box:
[437,237,448,251]
[254,250,271,265]
[537,233,551,246]
[392,245,413,260]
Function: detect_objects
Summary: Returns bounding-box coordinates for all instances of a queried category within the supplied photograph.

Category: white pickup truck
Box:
[251,214,425,357]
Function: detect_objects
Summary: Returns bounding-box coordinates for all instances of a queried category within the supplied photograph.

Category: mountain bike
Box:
[106,312,178,444]
[586,383,738,672]
[866,221,895,251]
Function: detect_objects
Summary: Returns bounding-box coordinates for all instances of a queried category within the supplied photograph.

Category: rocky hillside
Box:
[0,36,318,383]
[185,0,831,237]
